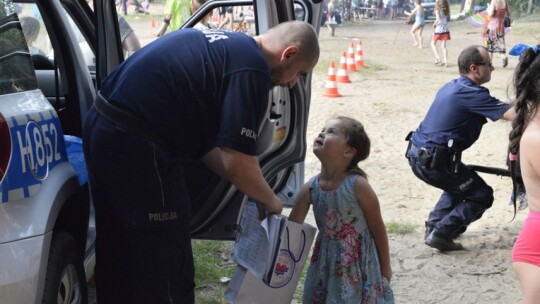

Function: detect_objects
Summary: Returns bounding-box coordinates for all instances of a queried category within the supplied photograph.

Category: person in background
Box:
[326,0,340,36]
[20,16,46,56]
[217,6,233,30]
[509,44,540,304]
[118,15,141,56]
[83,21,319,304]
[154,0,192,37]
[406,45,516,252]
[404,0,425,48]
[430,0,451,67]
[86,0,141,56]
[191,0,213,30]
[116,0,127,15]
[289,116,394,303]
[483,0,511,67]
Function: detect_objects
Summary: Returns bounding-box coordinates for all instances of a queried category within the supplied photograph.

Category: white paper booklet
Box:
[231,199,286,279]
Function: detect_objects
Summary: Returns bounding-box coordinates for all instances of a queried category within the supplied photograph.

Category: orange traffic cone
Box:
[336,52,351,83]
[151,17,156,28]
[347,42,357,72]
[356,40,365,68]
[323,61,342,98]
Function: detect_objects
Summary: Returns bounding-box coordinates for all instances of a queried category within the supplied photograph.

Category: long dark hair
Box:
[337,116,371,179]
[508,45,540,215]
[508,45,540,155]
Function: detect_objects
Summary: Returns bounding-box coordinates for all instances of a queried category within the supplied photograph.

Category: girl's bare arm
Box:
[288,183,312,224]
[355,176,392,282]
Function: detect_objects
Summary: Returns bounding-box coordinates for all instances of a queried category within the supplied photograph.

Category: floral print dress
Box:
[302,174,394,304]
[483,8,508,53]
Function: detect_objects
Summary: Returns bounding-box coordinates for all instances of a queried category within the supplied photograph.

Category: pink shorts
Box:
[513,210,540,266]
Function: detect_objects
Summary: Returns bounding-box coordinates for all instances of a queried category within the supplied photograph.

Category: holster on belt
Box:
[404,131,413,158]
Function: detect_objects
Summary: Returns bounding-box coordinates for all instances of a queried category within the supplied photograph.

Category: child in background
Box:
[289,116,394,303]
[404,0,425,48]
[430,0,451,67]
[20,16,46,56]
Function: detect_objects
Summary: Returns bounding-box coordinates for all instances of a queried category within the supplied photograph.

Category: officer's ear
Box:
[470,63,480,73]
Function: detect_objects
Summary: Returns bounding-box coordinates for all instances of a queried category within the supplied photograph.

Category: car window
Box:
[14,0,95,72]
[65,13,96,71]
[0,1,38,95]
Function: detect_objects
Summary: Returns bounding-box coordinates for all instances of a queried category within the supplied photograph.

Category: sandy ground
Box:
[89,4,539,303]
[294,17,527,304]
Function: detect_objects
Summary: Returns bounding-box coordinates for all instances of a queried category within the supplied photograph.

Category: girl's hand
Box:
[381,265,393,283]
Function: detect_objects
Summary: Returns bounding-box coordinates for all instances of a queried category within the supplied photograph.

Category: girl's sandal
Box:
[434,59,441,65]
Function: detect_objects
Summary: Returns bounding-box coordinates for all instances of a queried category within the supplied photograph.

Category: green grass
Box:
[193,240,236,303]
[293,254,311,301]
[193,239,311,303]
[385,221,417,235]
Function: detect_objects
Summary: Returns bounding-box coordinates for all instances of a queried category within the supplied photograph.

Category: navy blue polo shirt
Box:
[411,76,511,152]
[100,28,271,158]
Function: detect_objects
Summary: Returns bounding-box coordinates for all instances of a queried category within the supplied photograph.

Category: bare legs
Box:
[431,40,448,67]
[514,262,540,304]
[217,12,233,30]
[430,39,439,62]
[410,25,424,48]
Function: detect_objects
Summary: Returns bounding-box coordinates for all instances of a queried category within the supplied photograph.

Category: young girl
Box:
[289,116,394,303]
[404,0,425,48]
[509,44,540,304]
[430,0,451,67]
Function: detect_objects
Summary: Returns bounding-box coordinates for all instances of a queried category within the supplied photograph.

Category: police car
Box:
[0,0,323,302]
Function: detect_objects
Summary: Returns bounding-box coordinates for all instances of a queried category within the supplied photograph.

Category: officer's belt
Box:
[93,91,168,148]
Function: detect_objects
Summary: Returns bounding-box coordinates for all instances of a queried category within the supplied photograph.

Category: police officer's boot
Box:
[425,229,464,251]
[424,221,434,240]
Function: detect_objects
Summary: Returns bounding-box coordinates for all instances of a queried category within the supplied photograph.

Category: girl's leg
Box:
[441,40,448,66]
[430,39,440,63]
[410,25,419,47]
[417,26,424,48]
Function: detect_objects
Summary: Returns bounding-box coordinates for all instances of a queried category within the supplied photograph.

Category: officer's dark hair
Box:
[337,116,370,179]
[458,45,486,75]
[508,44,540,156]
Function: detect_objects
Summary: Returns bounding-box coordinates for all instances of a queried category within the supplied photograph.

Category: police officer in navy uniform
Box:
[406,45,516,251]
[83,21,319,303]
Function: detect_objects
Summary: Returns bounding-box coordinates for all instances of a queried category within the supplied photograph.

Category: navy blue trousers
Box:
[83,108,195,304]
[408,156,494,238]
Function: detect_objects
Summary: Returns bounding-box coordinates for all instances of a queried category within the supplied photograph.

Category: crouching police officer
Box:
[406,45,516,251]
